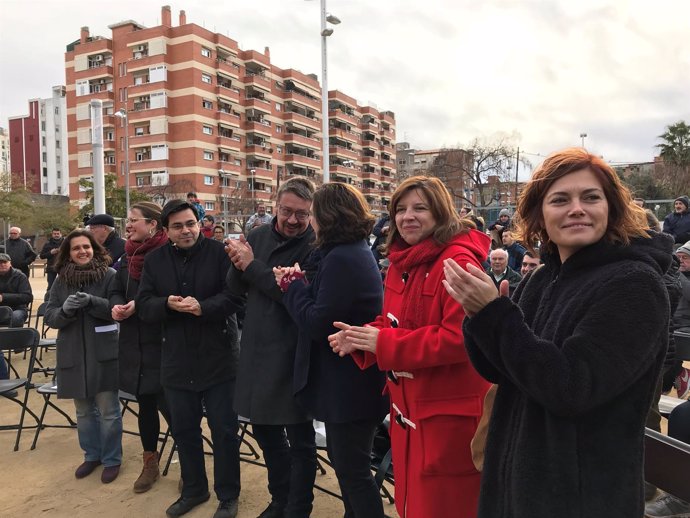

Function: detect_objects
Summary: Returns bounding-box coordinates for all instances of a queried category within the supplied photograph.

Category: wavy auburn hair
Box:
[383,175,472,253]
[514,147,649,255]
[312,182,375,248]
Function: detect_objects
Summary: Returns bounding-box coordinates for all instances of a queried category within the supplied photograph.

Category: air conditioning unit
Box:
[136,45,146,52]
[93,55,103,62]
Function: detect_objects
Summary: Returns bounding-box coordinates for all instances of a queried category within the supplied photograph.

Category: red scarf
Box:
[387,236,448,330]
[125,229,168,281]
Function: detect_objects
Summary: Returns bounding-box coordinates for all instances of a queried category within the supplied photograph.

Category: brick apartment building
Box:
[8,86,69,195]
[64,5,396,221]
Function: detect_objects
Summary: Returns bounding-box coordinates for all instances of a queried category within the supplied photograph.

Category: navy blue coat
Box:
[663,210,690,244]
[284,240,388,423]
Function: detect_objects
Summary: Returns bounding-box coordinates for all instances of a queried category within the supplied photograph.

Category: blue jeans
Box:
[165,379,241,501]
[73,390,123,467]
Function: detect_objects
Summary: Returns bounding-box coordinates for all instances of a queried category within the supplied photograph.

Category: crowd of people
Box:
[2,147,689,518]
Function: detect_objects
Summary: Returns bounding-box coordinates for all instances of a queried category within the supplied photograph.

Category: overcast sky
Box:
[1,0,688,175]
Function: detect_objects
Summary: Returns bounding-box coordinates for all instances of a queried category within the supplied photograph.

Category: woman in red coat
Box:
[329,176,492,518]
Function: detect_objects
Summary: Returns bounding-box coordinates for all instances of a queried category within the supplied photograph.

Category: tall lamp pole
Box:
[318,0,340,184]
[580,132,587,148]
[115,109,130,215]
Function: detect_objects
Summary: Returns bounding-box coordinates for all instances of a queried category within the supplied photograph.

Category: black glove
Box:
[62,295,81,316]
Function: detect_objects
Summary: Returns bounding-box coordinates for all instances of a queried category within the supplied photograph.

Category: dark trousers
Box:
[16,265,30,279]
[137,391,170,452]
[252,421,317,518]
[47,270,58,291]
[325,419,384,518]
[165,379,241,501]
[669,400,690,444]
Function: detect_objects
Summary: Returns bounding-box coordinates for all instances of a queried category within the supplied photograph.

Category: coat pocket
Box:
[55,336,75,369]
[416,395,482,476]
[95,330,119,362]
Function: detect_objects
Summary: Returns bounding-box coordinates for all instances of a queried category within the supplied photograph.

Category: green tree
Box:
[78,174,150,220]
[656,121,690,194]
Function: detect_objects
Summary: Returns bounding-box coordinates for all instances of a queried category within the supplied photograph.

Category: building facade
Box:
[8,86,69,195]
[64,5,396,222]
[0,127,10,190]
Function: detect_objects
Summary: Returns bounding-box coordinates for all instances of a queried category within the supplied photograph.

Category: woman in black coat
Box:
[109,201,169,493]
[443,148,671,518]
[275,183,388,518]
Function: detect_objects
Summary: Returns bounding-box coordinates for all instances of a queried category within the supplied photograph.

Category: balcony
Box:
[245,144,273,158]
[217,109,241,127]
[284,112,320,130]
[362,186,381,196]
[329,145,358,161]
[284,132,320,150]
[332,128,359,143]
[243,73,272,91]
[216,85,240,103]
[217,58,241,79]
[217,161,242,175]
[245,97,272,113]
[130,158,167,172]
[248,167,274,182]
[217,135,241,152]
[284,91,320,111]
[285,154,321,168]
[329,109,359,126]
[330,165,358,178]
[245,120,272,136]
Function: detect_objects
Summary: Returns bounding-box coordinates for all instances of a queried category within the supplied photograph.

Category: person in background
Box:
[276,182,388,518]
[443,147,670,518]
[226,177,317,518]
[244,204,272,235]
[633,197,645,208]
[329,175,492,518]
[370,212,390,265]
[137,200,242,518]
[663,195,690,245]
[488,208,512,249]
[186,192,206,221]
[86,214,126,264]
[200,215,215,238]
[45,230,122,484]
[40,228,64,291]
[502,230,526,272]
[0,252,33,383]
[459,206,485,232]
[109,202,170,494]
[6,226,37,278]
[486,248,522,295]
[667,241,690,399]
[213,225,226,242]
[520,249,541,277]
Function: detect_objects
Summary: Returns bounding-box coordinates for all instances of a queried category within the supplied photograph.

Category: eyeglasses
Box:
[168,220,199,231]
[277,205,310,221]
[125,217,151,224]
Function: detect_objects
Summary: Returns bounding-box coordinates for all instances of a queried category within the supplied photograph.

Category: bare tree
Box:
[216,182,256,233]
[143,177,195,207]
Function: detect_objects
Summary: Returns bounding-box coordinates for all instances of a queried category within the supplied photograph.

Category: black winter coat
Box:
[104,232,126,264]
[0,268,33,311]
[136,236,242,391]
[108,255,163,395]
[463,233,672,518]
[39,237,64,272]
[6,238,36,270]
[227,221,314,424]
[663,210,690,243]
[284,240,388,423]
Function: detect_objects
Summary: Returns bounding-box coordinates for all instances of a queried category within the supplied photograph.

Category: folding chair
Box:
[118,390,172,458]
[30,377,77,450]
[0,327,41,451]
[30,302,57,377]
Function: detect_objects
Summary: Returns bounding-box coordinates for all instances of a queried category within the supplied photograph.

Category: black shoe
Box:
[165,493,211,518]
[213,499,238,518]
[257,501,285,518]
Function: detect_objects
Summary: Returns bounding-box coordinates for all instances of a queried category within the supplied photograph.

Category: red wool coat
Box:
[354,230,492,518]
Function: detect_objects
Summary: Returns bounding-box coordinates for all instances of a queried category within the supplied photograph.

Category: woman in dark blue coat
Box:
[276,182,388,518]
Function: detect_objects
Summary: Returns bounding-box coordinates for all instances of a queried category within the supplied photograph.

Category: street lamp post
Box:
[317,0,340,184]
[250,168,257,212]
[115,109,130,215]
[580,132,587,148]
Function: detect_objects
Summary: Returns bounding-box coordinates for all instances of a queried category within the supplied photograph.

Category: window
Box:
[234,158,242,166]
[201,47,212,58]
[105,131,114,141]
[202,99,213,110]
[56,140,61,148]
[203,151,214,160]
[204,175,214,185]
[205,201,215,211]
[42,152,47,162]
[201,73,212,84]
[202,125,213,135]
[55,107,59,115]
[57,186,62,194]
[42,136,46,146]
[276,146,283,154]
[275,103,282,111]
[276,125,282,133]
[57,170,61,179]
[41,121,46,131]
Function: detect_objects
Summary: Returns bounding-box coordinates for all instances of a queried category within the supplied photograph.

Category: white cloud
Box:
[0,0,688,167]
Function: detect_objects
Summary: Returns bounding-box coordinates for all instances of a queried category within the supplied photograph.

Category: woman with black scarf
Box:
[45,230,122,484]
[109,201,169,493]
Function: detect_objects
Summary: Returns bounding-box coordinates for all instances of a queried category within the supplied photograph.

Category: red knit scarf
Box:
[387,236,448,330]
[125,230,168,281]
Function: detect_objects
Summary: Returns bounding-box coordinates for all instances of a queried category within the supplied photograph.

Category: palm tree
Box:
[656,121,690,194]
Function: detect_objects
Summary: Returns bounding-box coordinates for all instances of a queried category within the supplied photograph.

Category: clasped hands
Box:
[167,295,202,316]
[62,292,92,316]
[225,234,254,271]
[272,263,305,292]
[112,300,135,321]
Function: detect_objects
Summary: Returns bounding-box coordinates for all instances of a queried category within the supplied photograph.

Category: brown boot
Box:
[133,451,160,493]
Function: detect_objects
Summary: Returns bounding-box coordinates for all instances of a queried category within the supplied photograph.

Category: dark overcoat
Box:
[227,221,314,424]
[108,255,163,395]
[45,269,119,399]
[136,236,241,391]
[464,233,672,518]
[283,240,388,423]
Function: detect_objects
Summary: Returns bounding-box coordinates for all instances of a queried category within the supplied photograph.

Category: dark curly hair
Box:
[312,183,375,248]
